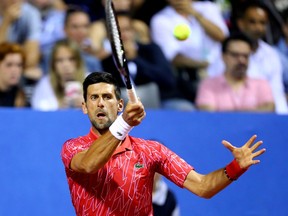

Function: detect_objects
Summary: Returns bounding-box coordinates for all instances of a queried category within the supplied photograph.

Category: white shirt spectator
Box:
[150,1,229,75]
[249,41,288,114]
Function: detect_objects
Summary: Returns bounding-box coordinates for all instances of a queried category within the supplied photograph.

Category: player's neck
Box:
[92,127,107,137]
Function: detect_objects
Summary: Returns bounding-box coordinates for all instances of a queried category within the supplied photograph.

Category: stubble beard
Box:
[91,118,113,132]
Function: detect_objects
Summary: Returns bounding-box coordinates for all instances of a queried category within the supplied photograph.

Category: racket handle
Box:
[127,86,138,103]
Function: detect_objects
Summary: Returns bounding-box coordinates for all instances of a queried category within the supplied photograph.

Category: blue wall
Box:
[0,108,287,216]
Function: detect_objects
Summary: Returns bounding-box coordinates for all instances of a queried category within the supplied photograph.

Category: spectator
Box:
[61,0,103,21]
[0,0,43,82]
[153,173,180,216]
[28,0,66,59]
[196,34,275,112]
[0,42,27,107]
[64,5,103,72]
[109,0,152,44]
[150,0,229,103]
[229,0,284,45]
[213,0,288,114]
[276,9,288,57]
[275,8,288,98]
[41,5,103,74]
[89,0,151,62]
[132,0,167,26]
[101,11,195,110]
[31,39,87,111]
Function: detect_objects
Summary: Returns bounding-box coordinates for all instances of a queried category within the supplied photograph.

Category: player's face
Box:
[82,83,124,134]
[54,46,77,82]
[223,40,251,80]
[237,7,268,41]
[0,53,23,88]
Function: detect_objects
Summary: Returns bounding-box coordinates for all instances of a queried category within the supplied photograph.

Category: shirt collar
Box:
[87,127,132,155]
[113,136,132,155]
[87,127,99,140]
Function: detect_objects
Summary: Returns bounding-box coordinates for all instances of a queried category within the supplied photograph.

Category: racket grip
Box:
[127,86,138,103]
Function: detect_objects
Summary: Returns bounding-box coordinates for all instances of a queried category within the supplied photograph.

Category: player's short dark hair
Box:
[222,33,254,53]
[83,72,121,102]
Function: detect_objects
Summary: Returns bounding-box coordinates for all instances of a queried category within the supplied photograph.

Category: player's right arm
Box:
[70,100,145,174]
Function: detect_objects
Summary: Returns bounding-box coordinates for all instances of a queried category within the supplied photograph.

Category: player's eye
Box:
[103,94,112,100]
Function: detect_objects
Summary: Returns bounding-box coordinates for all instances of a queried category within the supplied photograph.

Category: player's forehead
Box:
[87,82,116,95]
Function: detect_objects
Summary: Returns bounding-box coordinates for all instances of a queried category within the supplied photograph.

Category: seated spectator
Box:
[212,0,288,114]
[101,11,195,110]
[153,173,179,216]
[196,34,275,112]
[89,0,151,61]
[61,0,103,22]
[64,5,103,72]
[0,42,27,107]
[276,8,288,56]
[150,0,229,102]
[275,8,288,98]
[132,0,167,26]
[229,0,284,45]
[31,39,87,111]
[41,5,102,74]
[0,0,43,82]
[28,0,66,56]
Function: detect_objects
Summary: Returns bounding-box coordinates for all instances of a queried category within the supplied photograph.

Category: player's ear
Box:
[82,101,88,114]
[117,99,124,112]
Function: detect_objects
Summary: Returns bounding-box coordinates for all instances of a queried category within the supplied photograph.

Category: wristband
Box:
[224,159,247,181]
[109,114,133,140]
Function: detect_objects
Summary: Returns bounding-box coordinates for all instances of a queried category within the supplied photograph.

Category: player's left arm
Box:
[183,135,266,198]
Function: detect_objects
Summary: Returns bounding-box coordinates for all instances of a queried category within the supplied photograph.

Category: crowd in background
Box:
[1,1,287,215]
[1,0,288,114]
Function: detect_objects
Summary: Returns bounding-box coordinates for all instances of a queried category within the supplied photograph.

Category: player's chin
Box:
[92,119,112,130]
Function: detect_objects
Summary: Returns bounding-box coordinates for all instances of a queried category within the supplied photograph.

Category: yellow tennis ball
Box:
[173,24,191,41]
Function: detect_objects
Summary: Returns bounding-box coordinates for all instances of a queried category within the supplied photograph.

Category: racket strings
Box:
[107,6,124,68]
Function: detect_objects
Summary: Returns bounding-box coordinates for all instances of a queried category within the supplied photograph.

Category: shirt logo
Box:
[134,162,144,169]
[117,131,123,136]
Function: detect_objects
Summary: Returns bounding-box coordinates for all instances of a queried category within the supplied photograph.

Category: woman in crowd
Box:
[0,42,27,107]
[31,38,87,111]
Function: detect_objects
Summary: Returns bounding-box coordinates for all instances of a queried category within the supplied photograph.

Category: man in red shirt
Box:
[61,72,266,216]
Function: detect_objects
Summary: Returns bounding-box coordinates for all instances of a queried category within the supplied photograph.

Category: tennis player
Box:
[61,72,266,216]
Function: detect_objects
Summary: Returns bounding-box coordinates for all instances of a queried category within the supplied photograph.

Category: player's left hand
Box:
[222,135,266,169]
[122,99,145,126]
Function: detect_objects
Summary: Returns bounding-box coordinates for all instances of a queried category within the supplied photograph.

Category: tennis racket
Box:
[105,0,138,103]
